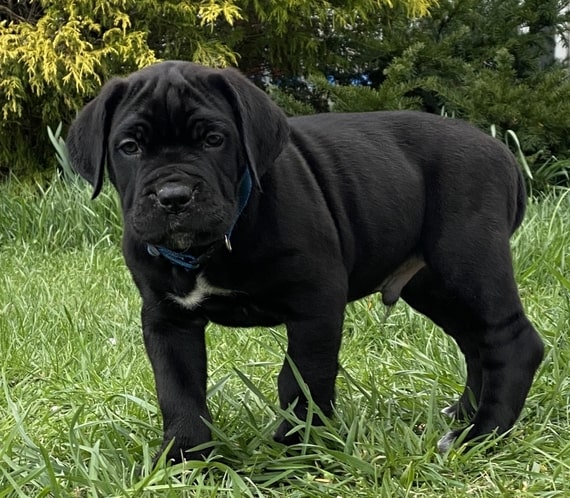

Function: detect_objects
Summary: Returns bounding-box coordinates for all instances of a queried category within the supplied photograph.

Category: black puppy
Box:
[66,61,544,462]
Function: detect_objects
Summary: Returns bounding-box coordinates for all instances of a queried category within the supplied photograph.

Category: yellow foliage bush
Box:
[0,0,433,175]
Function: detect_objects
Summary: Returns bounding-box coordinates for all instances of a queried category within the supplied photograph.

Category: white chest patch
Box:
[170,274,236,310]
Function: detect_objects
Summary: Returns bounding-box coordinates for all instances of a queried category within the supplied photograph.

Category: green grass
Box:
[0,176,569,497]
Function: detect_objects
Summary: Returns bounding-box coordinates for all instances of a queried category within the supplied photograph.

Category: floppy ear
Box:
[211,68,290,187]
[66,79,127,199]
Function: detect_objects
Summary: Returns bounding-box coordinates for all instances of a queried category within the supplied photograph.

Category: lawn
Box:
[0,177,569,497]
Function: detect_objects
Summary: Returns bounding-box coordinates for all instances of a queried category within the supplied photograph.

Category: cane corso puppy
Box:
[66,61,544,462]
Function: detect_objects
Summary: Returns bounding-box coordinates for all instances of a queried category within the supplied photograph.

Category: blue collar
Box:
[146,166,253,270]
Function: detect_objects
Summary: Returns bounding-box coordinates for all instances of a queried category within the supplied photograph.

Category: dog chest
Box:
[170,273,235,310]
[169,273,283,327]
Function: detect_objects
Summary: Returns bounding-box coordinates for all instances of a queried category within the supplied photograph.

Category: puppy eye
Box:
[204,133,224,148]
[118,139,141,156]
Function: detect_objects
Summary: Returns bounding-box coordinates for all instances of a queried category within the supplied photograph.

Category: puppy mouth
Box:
[159,235,213,253]
[127,173,239,251]
[162,220,223,251]
[134,220,225,251]
[129,197,229,251]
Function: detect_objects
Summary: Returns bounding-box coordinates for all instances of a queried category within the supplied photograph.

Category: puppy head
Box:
[66,61,290,250]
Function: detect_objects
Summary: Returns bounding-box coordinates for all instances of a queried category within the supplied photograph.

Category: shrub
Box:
[273,0,570,187]
[0,0,432,177]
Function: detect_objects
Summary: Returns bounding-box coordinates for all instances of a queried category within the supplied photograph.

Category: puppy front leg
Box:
[142,302,212,463]
[274,311,344,444]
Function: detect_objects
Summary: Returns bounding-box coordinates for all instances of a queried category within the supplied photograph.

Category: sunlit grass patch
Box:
[1,178,569,496]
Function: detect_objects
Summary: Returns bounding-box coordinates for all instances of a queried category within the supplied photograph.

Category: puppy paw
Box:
[437,430,459,453]
[440,399,476,421]
[273,420,302,446]
[153,436,212,466]
[440,404,458,419]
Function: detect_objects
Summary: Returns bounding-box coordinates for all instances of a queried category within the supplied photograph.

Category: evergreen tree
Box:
[275,0,570,185]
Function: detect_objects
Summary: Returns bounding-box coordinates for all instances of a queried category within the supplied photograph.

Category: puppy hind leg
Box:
[423,237,543,451]
[445,314,543,450]
[441,350,481,421]
[401,268,483,421]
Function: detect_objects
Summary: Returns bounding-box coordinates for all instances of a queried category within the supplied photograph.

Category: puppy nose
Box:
[156,184,192,211]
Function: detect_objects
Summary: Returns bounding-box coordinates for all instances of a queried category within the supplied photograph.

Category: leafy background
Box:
[1,0,570,187]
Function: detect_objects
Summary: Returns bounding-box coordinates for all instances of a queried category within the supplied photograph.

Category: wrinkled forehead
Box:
[112,65,235,137]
